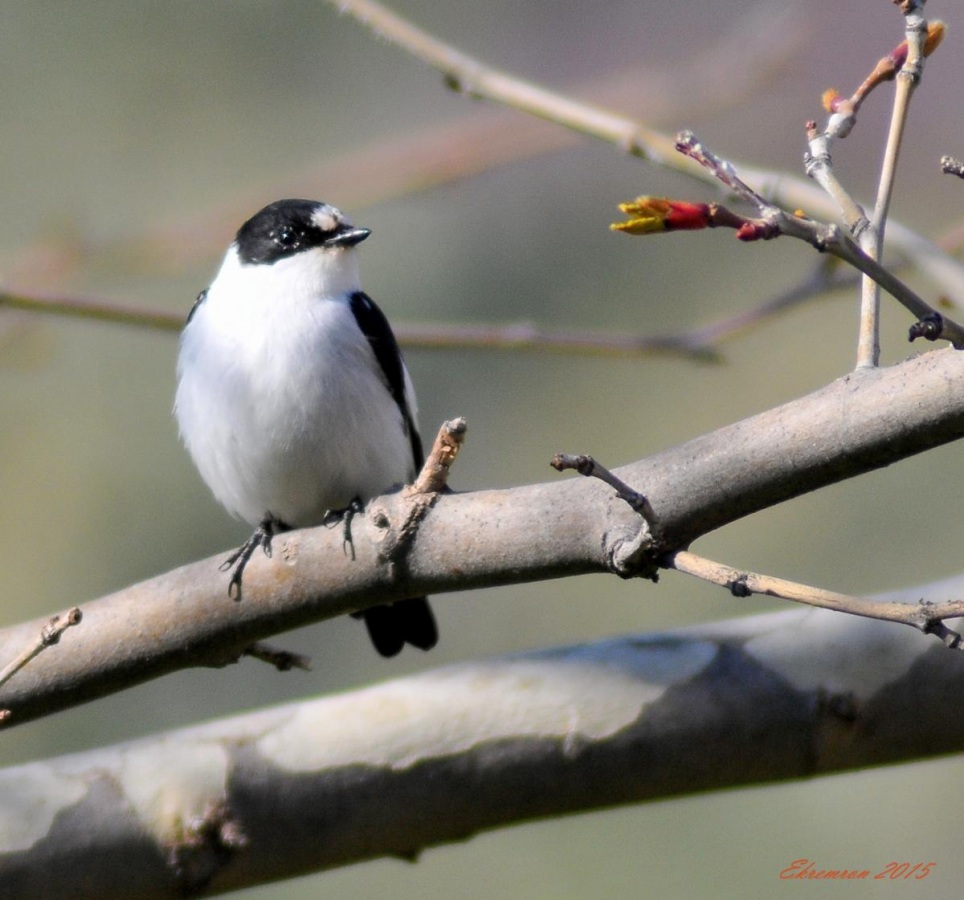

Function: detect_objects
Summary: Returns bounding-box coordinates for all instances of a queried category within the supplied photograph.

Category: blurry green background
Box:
[3,1,964,897]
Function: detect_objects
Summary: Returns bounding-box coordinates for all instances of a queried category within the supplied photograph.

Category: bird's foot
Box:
[221,515,285,599]
[323,496,364,560]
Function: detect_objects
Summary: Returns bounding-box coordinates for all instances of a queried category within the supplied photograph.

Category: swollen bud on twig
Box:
[610,197,712,235]
[888,20,945,72]
[817,20,946,136]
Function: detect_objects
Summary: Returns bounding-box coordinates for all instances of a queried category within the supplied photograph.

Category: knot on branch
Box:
[908,312,943,343]
[551,452,661,579]
[165,801,248,894]
[605,524,660,581]
[371,418,467,578]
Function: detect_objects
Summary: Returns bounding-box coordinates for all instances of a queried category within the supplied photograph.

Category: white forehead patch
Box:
[311,205,343,233]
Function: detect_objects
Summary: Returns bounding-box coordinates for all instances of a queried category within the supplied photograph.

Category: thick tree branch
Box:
[2,348,964,726]
[3,600,964,897]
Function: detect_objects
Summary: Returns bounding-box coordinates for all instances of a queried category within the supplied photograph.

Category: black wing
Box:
[348,291,437,657]
[348,290,423,469]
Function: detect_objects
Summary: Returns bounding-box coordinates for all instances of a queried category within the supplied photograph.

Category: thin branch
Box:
[392,321,723,362]
[665,550,964,648]
[242,642,313,672]
[802,14,944,365]
[854,6,928,367]
[669,257,846,347]
[803,123,868,231]
[0,289,183,331]
[550,453,658,534]
[0,288,721,362]
[1,267,884,363]
[613,133,964,348]
[325,0,674,162]
[0,608,82,692]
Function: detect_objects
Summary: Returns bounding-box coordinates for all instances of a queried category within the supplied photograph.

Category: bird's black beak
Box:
[326,226,371,249]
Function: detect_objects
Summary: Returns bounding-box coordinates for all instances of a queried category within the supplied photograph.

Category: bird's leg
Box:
[323,496,364,560]
[221,514,287,599]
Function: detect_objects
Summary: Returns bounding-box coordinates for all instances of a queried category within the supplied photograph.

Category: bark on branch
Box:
[1,348,963,727]
[3,600,964,897]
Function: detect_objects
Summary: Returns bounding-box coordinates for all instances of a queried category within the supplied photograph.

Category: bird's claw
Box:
[221,516,282,600]
[323,497,364,560]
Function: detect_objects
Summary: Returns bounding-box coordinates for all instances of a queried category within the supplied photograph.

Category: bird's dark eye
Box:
[274,225,300,250]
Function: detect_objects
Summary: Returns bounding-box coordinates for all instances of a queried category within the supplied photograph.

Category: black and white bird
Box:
[174,199,438,657]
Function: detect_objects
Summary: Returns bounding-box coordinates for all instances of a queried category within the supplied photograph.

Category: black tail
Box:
[356,597,438,657]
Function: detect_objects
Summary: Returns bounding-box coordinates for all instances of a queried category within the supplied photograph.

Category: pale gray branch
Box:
[2,348,964,727]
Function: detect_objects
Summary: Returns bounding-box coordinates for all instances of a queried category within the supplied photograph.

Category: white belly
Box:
[175,297,415,527]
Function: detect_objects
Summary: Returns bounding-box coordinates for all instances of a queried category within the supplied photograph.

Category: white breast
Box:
[175,249,416,527]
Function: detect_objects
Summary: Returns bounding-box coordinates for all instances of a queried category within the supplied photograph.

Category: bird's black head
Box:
[234,199,370,265]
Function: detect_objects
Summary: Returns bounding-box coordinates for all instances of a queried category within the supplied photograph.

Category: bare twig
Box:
[665,550,964,648]
[671,257,845,347]
[0,288,721,362]
[408,418,467,496]
[242,642,312,672]
[392,321,722,362]
[0,289,183,332]
[550,453,658,533]
[0,608,83,691]
[0,266,892,363]
[614,134,964,348]
[801,14,944,365]
[853,6,929,367]
[371,418,469,571]
[803,122,868,231]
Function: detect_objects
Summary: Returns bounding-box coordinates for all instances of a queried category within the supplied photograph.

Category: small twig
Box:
[0,608,83,691]
[374,418,468,568]
[550,453,658,533]
[665,550,964,649]
[801,14,944,366]
[803,121,868,231]
[615,135,964,349]
[407,418,467,496]
[242,642,312,672]
[852,7,928,367]
[394,322,722,363]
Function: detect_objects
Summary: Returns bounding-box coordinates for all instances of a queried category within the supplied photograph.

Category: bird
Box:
[174,198,438,657]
